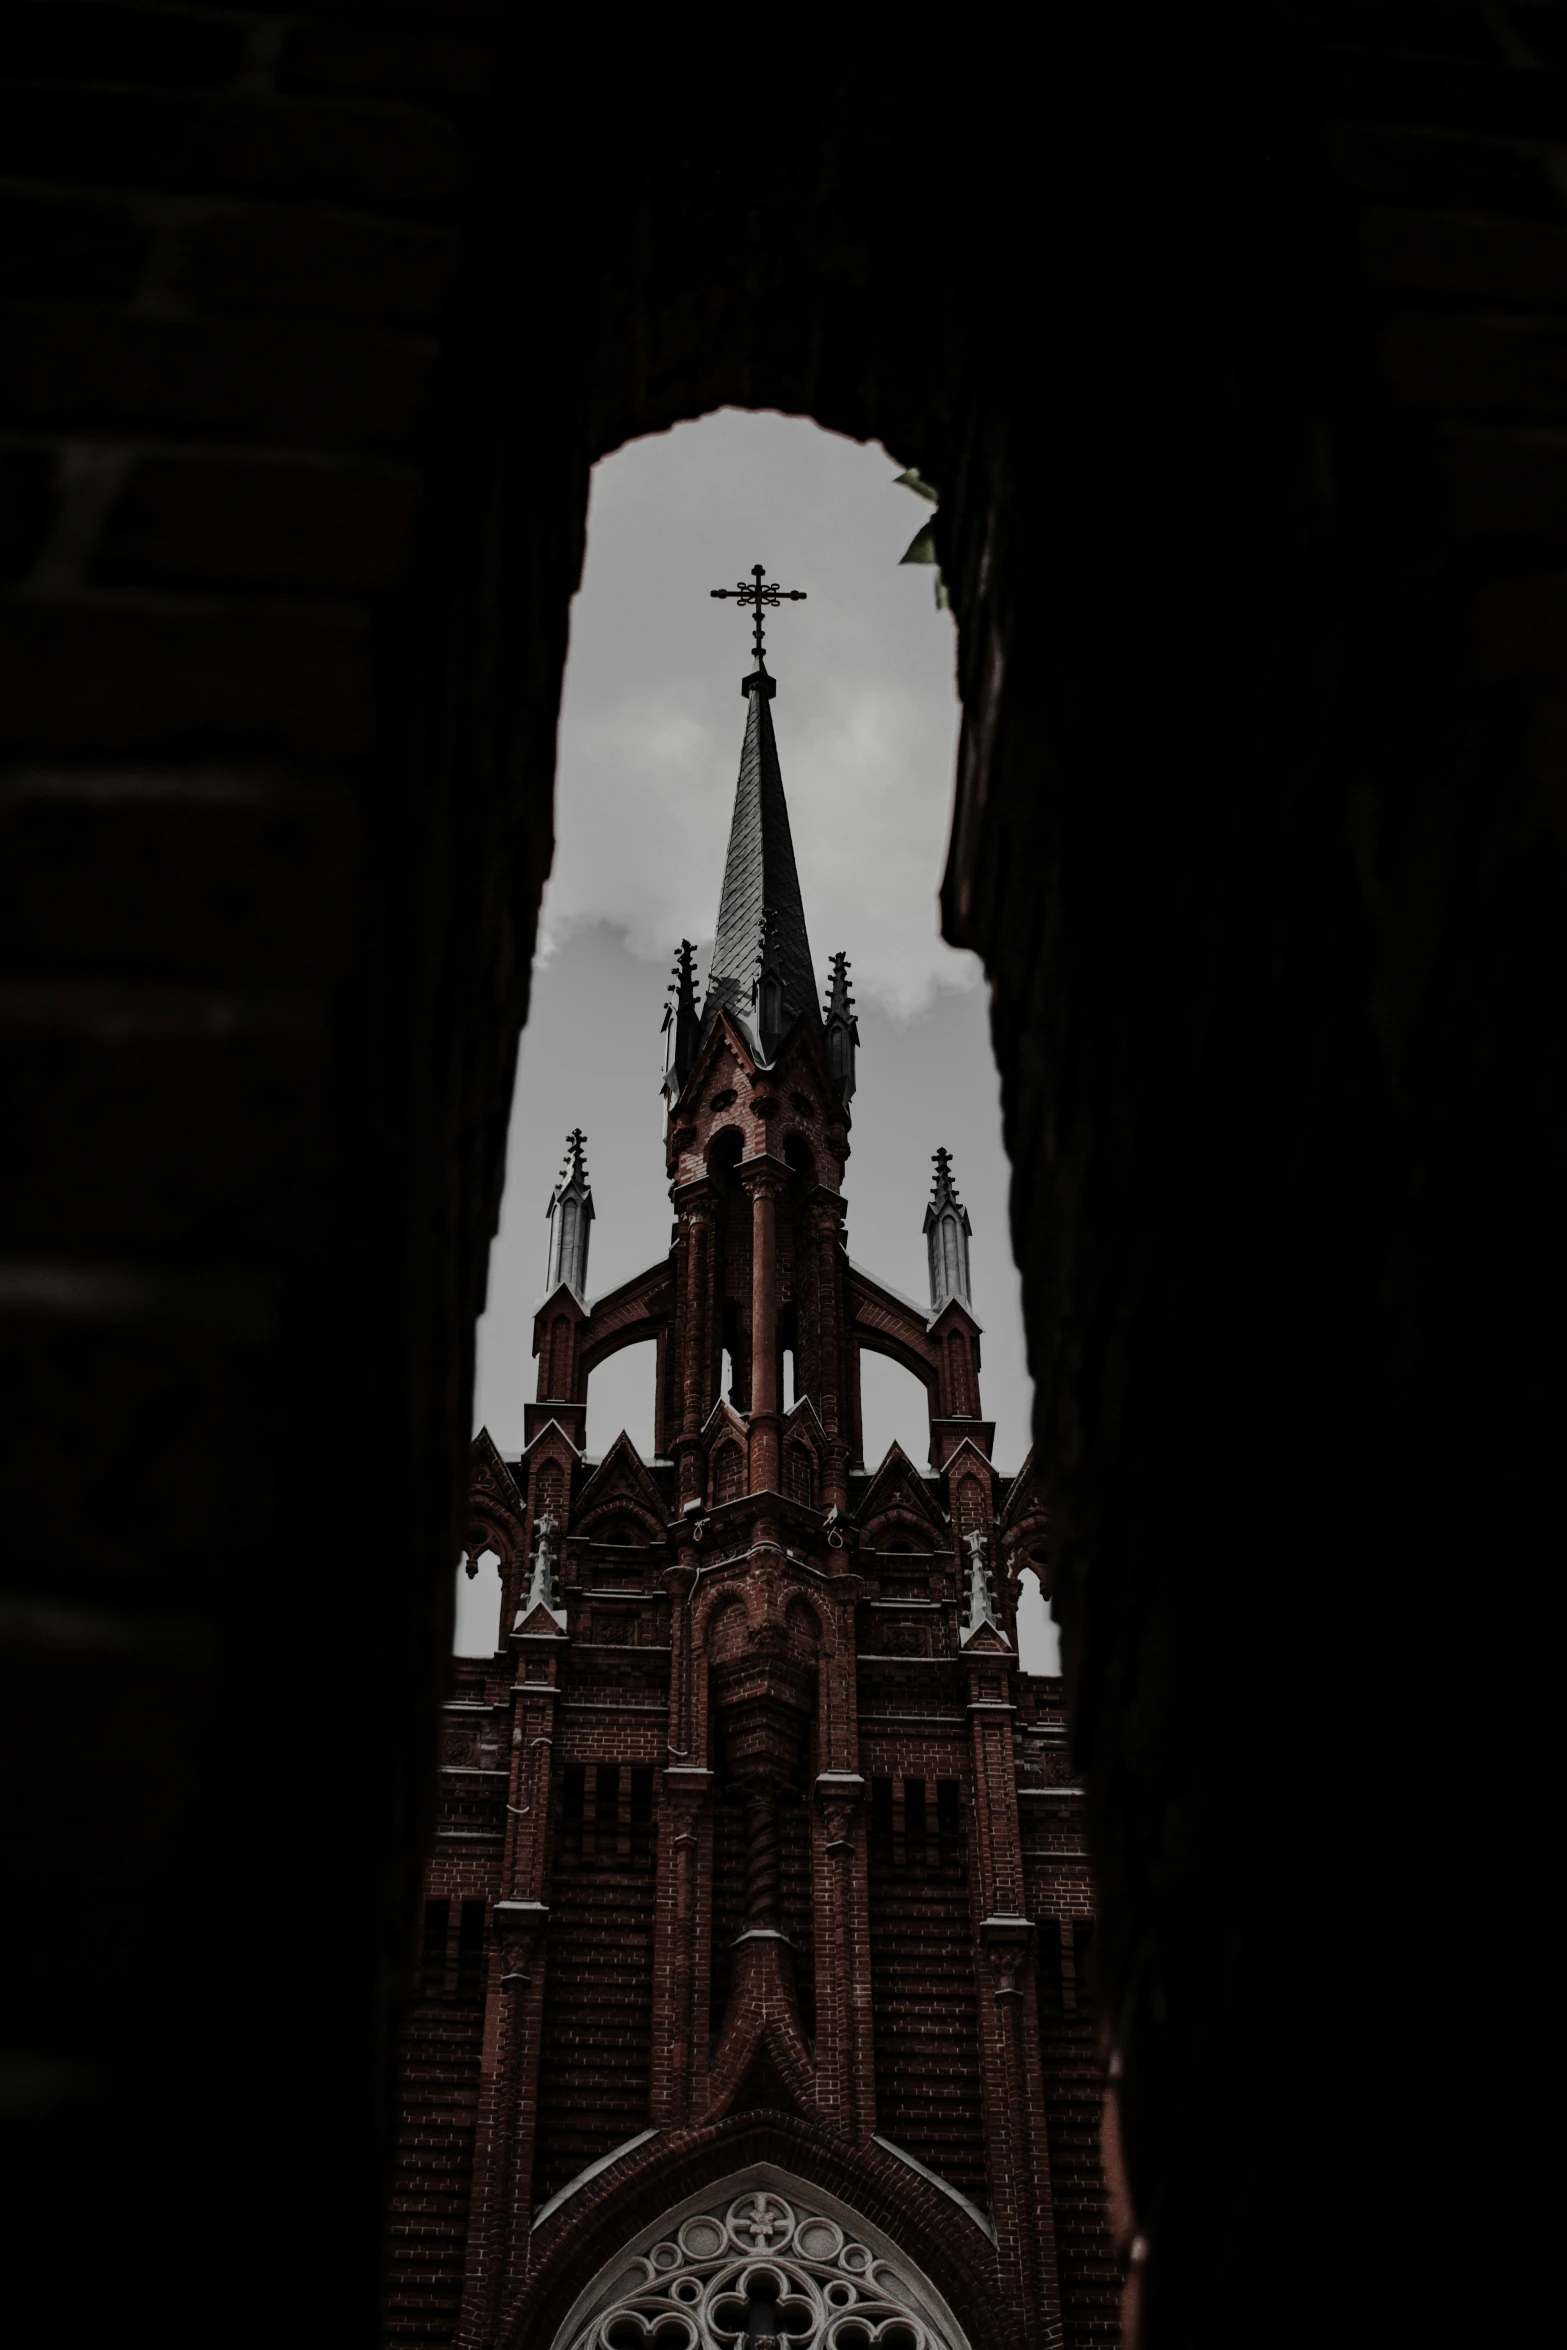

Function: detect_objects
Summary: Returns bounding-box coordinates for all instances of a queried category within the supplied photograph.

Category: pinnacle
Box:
[556,1128,591,1195]
[664,941,701,1099]
[928,1146,964,1214]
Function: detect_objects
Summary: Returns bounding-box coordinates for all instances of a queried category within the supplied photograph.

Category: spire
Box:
[701,669,819,1060]
[544,1129,593,1300]
[823,951,859,1104]
[662,939,700,1104]
[924,1147,974,1314]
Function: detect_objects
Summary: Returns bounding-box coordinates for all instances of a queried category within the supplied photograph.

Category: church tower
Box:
[387,579,1118,2350]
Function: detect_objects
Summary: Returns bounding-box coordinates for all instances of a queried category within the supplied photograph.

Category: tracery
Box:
[561,2187,963,2350]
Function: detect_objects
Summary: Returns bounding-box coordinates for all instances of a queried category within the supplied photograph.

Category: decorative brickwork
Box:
[388,676,1111,2350]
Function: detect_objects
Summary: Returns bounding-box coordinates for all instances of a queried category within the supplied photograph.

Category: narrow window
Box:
[457,1899,486,2000]
[936,1778,962,1870]
[630,1767,655,1864]
[1037,1913,1064,2013]
[870,1777,894,1865]
[905,1776,928,1871]
[561,1763,586,1857]
[594,1763,620,1859]
[420,1897,449,1995]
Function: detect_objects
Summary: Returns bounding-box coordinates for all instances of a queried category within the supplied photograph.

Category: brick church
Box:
[388,590,1118,2350]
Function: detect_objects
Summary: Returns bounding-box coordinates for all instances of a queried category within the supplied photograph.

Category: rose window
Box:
[563,2188,962,2350]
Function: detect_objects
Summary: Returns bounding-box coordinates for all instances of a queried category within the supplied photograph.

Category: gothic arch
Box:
[854,1328,939,1403]
[862,1511,937,1556]
[702,1593,752,1662]
[771,1581,835,1657]
[547,2165,974,2350]
[707,1126,746,1177]
[783,1132,817,1186]
[784,1595,821,1652]
[577,1497,663,1544]
[579,1316,666,1383]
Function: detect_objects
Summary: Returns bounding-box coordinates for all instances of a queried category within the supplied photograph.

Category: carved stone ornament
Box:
[555,2178,966,2350]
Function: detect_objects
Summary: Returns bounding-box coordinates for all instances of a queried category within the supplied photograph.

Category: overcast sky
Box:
[459,410,1055,1670]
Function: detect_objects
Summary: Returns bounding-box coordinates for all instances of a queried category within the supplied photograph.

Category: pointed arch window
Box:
[555,2180,968,2350]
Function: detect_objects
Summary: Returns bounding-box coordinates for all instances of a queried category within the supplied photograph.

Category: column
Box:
[965,1662,1062,2350]
[649,1763,714,2128]
[813,1770,876,2140]
[458,1644,559,2345]
[674,1185,716,1508]
[810,1195,850,1510]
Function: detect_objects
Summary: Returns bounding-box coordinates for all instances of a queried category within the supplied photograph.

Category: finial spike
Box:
[923,1146,973,1313]
[545,1127,594,1299]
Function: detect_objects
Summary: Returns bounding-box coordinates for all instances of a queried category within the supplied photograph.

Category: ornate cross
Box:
[710,563,806,668]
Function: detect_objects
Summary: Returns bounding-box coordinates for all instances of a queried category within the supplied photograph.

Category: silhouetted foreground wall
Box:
[1,8,1558,2344]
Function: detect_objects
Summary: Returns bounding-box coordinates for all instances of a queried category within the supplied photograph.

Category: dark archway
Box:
[1,17,1558,2350]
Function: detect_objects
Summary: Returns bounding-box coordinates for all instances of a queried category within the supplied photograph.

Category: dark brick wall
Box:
[866,1773,988,2204]
[386,1898,488,2350]
[531,1767,657,2207]
[3,9,1558,2347]
[937,18,1564,2341]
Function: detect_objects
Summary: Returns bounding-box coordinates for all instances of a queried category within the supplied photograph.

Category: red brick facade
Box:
[386,680,1118,2350]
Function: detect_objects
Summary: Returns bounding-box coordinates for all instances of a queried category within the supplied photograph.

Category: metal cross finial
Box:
[710,562,806,669]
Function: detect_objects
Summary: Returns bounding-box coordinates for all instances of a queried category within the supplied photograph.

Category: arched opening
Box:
[453,1547,503,1658]
[1016,1567,1060,1679]
[469,412,1029,1479]
[12,40,1545,2350]
[859,1347,934,1471]
[708,1128,746,1177]
[585,1334,659,1460]
[549,2167,973,2350]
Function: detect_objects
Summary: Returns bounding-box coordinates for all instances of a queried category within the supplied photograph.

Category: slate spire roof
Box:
[701,669,819,1057]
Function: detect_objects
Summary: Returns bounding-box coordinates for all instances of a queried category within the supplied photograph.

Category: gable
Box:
[571,1431,667,1537]
[466,1427,526,1564]
[857,1442,945,1544]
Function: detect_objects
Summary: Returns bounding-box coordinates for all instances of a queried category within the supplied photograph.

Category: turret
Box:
[924,1147,973,1315]
[823,951,859,1105]
[544,1129,593,1300]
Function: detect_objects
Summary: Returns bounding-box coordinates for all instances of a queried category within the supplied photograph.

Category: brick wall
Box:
[530,1765,656,2205]
[386,1897,488,2350]
[866,1773,987,2201]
